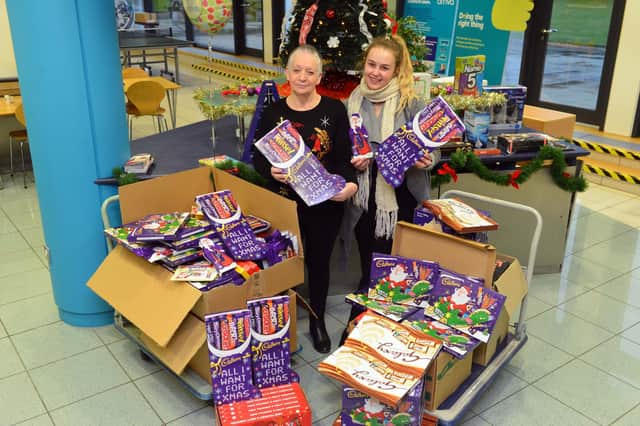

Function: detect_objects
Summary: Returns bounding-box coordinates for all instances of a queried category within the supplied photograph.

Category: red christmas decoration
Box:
[437,163,458,182]
[508,170,522,189]
[325,9,336,19]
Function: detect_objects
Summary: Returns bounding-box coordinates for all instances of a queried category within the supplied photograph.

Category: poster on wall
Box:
[402,0,459,75]
[402,0,532,85]
[447,0,510,85]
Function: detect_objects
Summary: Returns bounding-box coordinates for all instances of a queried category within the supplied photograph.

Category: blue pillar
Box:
[7,0,130,326]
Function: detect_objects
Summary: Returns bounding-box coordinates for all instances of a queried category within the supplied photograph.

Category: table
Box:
[124,76,180,128]
[194,89,258,143]
[0,95,21,116]
[436,136,589,273]
[118,30,192,84]
[95,118,241,185]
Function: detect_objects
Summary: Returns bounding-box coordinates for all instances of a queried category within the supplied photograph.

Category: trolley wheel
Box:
[139,350,152,362]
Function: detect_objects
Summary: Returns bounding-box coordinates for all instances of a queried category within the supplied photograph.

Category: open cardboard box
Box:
[392,222,528,405]
[88,167,304,381]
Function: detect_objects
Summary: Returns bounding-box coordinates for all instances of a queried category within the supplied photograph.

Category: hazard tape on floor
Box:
[583,163,640,184]
[192,57,280,78]
[190,63,253,82]
[573,138,640,161]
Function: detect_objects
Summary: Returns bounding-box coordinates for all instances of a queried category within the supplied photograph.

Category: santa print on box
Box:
[402,310,480,359]
[423,268,506,343]
[254,119,346,206]
[104,223,173,263]
[196,190,268,261]
[368,253,439,306]
[375,96,464,188]
[341,380,424,426]
[127,212,190,242]
[205,309,262,405]
[345,293,419,322]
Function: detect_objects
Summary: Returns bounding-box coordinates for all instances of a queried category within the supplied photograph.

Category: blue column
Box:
[6,0,130,326]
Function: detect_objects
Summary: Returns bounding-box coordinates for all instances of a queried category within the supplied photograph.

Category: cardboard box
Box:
[391,223,528,366]
[523,105,576,140]
[215,383,312,426]
[424,351,473,411]
[88,167,304,381]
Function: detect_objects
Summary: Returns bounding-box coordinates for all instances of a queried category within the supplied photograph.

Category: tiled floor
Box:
[1,70,640,425]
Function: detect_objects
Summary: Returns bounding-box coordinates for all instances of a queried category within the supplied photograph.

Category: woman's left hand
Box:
[330,182,358,202]
[413,152,433,169]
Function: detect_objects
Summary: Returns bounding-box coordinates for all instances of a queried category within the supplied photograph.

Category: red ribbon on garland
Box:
[508,170,522,189]
[437,163,458,182]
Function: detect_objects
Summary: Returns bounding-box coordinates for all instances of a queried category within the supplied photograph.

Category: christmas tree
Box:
[279,0,390,73]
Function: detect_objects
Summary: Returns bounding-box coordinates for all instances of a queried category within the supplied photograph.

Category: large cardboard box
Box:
[523,105,576,140]
[88,167,304,381]
[423,351,473,412]
[392,222,528,374]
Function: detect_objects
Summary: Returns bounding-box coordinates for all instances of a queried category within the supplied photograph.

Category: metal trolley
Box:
[100,194,214,401]
[425,190,543,425]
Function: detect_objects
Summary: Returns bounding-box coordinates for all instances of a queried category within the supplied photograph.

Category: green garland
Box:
[112,166,139,186]
[432,145,588,192]
[211,159,267,187]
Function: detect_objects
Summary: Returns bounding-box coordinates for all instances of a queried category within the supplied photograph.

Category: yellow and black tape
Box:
[583,163,640,184]
[192,57,281,78]
[573,138,640,161]
[190,63,253,82]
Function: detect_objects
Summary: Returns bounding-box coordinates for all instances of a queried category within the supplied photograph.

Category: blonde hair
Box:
[287,44,323,75]
[362,35,416,112]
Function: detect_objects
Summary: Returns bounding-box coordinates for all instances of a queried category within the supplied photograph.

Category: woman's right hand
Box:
[271,167,287,183]
[351,156,371,172]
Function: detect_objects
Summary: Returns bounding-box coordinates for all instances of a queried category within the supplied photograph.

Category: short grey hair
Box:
[286,44,323,74]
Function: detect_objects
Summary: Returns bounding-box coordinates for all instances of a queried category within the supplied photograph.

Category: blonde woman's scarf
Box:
[347,77,400,239]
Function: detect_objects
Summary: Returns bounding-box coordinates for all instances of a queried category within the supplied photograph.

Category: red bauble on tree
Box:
[325,9,336,19]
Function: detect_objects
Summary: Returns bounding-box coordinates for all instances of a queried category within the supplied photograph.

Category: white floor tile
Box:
[0,211,18,234]
[505,334,574,383]
[0,293,59,335]
[535,359,640,425]
[565,211,634,254]
[511,294,553,321]
[0,196,39,216]
[595,269,640,308]
[480,386,598,426]
[460,416,493,426]
[108,338,162,380]
[29,347,129,410]
[167,406,217,426]
[560,255,626,289]
[622,322,640,345]
[92,324,126,345]
[20,227,44,249]
[294,363,343,422]
[527,308,613,356]
[134,370,208,423]
[528,273,591,306]
[0,268,51,306]
[314,411,341,426]
[470,370,528,413]
[0,336,24,379]
[49,383,161,426]
[14,414,54,426]
[599,198,640,228]
[576,185,636,211]
[0,322,6,338]
[558,290,640,333]
[612,403,640,425]
[11,322,103,369]
[0,231,30,255]
[574,232,640,273]
[580,336,640,389]
[0,248,43,279]
[0,372,46,425]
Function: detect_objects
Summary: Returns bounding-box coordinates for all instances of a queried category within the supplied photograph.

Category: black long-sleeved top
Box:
[252,96,357,203]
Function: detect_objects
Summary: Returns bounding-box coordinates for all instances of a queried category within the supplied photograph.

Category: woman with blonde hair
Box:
[341,35,440,331]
